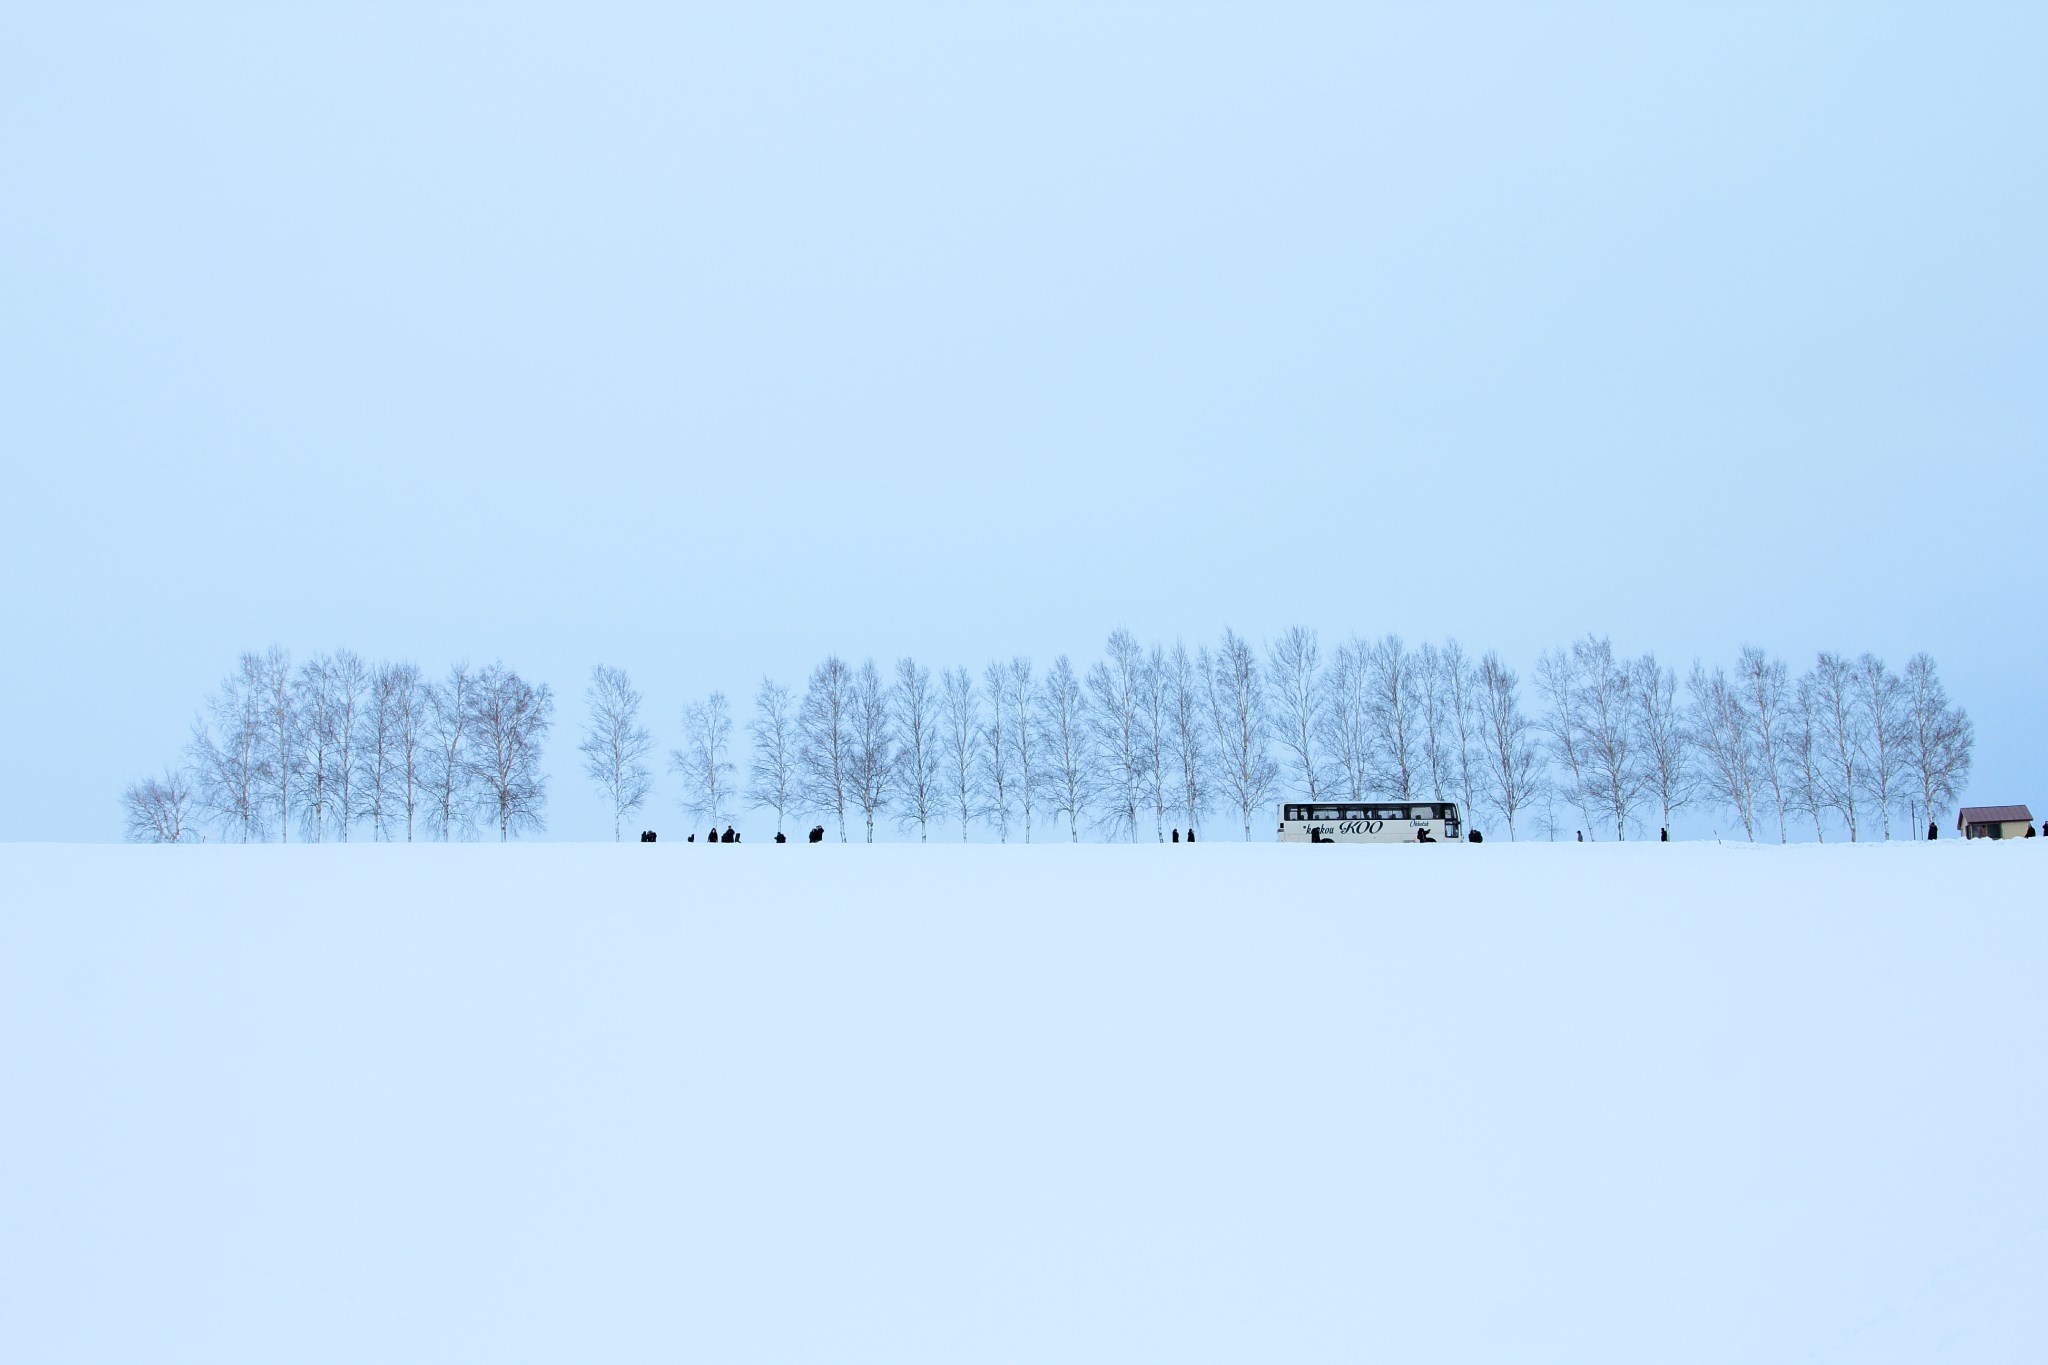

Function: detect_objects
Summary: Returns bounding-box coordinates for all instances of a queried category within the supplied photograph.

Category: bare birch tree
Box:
[1807,651,1864,840]
[1789,673,1828,842]
[363,666,396,842]
[1416,641,1455,801]
[256,646,300,842]
[1535,645,1598,838]
[579,664,655,841]
[1575,636,1648,839]
[939,666,982,840]
[468,661,554,840]
[1903,653,1972,835]
[672,691,736,829]
[1477,652,1542,840]
[747,678,799,837]
[799,656,854,842]
[892,657,941,841]
[1206,627,1278,839]
[846,660,895,843]
[1268,626,1327,800]
[1441,640,1483,826]
[373,661,425,841]
[327,651,371,841]
[423,662,477,841]
[979,660,1013,842]
[1086,629,1147,840]
[1007,657,1038,843]
[188,651,268,842]
[1687,662,1759,840]
[1736,647,1793,843]
[294,653,339,843]
[1630,652,1692,836]
[1320,636,1372,800]
[1851,653,1912,839]
[1364,634,1420,798]
[123,768,195,843]
[1038,654,1091,841]
[1141,643,1171,841]
[1168,641,1212,834]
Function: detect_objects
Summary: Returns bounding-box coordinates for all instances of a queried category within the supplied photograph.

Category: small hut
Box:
[1957,805,2034,840]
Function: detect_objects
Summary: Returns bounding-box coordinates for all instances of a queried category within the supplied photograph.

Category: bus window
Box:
[1344,807,1366,821]
[1313,808,1340,821]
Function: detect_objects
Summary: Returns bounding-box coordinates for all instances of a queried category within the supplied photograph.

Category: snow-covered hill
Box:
[3,840,2043,1364]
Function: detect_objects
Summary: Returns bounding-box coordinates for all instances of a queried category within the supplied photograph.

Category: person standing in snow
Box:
[1171,828,1180,843]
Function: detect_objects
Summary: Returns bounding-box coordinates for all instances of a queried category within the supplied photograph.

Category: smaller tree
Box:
[123,768,195,843]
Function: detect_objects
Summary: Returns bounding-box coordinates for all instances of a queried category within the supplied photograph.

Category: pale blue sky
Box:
[2,0,2042,840]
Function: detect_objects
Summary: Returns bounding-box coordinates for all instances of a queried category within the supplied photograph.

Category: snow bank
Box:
[2,840,2044,1363]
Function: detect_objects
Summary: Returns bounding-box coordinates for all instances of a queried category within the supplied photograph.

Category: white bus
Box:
[1277,801,1463,844]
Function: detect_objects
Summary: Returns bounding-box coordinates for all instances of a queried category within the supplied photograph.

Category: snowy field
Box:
[3,840,2044,1364]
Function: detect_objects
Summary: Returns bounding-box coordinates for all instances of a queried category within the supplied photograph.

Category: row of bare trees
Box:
[1681,646,1973,844]
[632,632,1970,844]
[127,633,1973,845]
[123,648,554,842]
